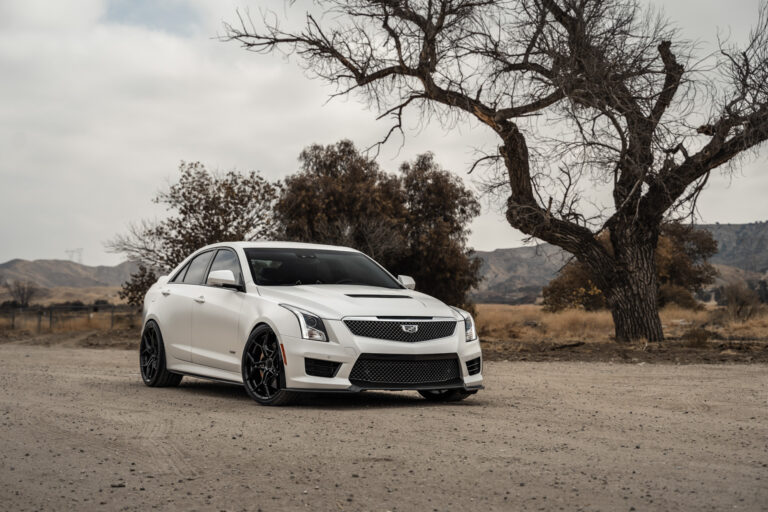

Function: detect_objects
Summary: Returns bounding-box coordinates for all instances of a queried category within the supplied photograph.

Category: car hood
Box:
[254,284,458,320]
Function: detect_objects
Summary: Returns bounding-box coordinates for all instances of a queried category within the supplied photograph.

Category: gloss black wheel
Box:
[140,321,182,387]
[242,325,296,406]
[418,389,473,402]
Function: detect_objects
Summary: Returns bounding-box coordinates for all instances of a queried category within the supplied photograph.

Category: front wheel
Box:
[418,389,473,402]
[140,321,182,387]
[242,325,297,406]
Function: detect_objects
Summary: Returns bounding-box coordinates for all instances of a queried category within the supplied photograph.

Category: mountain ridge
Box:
[1,221,765,304]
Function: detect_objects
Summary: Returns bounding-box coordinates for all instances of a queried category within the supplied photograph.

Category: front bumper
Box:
[277,319,484,392]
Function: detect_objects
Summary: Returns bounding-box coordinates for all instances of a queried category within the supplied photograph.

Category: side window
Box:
[182,251,214,285]
[169,262,189,283]
[207,249,243,285]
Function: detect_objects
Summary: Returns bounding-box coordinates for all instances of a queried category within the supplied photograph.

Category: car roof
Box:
[198,241,361,253]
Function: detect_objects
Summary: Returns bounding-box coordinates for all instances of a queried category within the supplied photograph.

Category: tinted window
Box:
[183,251,214,285]
[207,249,243,284]
[170,262,189,283]
[244,248,401,289]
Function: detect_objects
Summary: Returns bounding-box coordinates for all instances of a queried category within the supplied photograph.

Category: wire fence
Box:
[0,305,141,333]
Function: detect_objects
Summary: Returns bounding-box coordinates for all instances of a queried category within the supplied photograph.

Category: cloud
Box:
[0,0,766,266]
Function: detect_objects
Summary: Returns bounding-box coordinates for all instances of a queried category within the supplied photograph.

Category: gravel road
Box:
[1,344,766,511]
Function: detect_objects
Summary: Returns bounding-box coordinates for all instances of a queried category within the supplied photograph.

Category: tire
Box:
[140,320,183,387]
[241,325,297,406]
[418,389,473,402]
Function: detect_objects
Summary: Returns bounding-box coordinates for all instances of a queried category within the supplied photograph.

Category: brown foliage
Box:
[108,162,280,300]
[543,223,717,311]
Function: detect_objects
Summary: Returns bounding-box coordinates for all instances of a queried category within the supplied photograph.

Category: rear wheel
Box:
[418,389,473,402]
[140,321,182,387]
[242,325,296,406]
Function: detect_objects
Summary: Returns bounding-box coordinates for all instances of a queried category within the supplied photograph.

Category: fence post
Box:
[49,308,53,330]
[10,309,15,330]
[37,310,42,333]
[111,306,115,330]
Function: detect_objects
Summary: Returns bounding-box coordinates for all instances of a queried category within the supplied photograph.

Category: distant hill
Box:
[472,244,568,304]
[699,222,768,273]
[471,221,768,304]
[0,259,137,288]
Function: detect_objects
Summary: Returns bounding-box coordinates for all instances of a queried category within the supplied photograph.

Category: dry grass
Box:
[0,309,140,334]
[476,304,614,343]
[476,303,768,343]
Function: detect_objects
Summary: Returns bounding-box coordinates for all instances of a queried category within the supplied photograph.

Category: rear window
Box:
[244,248,401,289]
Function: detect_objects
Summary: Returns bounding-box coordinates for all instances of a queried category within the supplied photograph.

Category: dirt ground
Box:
[0,344,766,511]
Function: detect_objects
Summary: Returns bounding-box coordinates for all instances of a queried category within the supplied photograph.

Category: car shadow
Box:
[173,378,485,410]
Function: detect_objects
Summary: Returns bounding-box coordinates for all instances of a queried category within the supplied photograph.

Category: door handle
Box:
[194,295,205,304]
[161,289,171,296]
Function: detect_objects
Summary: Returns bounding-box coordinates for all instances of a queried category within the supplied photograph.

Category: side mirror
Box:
[207,270,241,290]
[398,275,416,290]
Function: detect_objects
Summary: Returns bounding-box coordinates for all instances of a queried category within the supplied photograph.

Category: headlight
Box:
[464,315,478,342]
[280,304,329,342]
[451,307,478,342]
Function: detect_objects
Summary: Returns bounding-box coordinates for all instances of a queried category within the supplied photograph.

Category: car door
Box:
[157,250,215,363]
[190,248,246,373]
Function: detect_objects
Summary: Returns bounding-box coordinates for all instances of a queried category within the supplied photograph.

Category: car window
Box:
[169,262,189,283]
[182,251,214,285]
[244,248,402,288]
[207,249,243,285]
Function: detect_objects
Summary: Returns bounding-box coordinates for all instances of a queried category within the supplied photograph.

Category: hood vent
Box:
[345,294,412,299]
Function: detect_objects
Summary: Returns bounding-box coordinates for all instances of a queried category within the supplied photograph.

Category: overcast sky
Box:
[1,0,766,266]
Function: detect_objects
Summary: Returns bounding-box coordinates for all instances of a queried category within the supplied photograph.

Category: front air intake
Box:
[349,354,462,389]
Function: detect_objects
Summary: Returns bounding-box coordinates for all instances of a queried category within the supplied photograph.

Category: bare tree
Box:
[4,280,38,307]
[224,0,768,341]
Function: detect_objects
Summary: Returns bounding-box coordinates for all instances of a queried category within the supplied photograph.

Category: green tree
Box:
[117,265,157,307]
[276,140,407,265]
[398,154,482,309]
[108,161,280,301]
[278,141,481,308]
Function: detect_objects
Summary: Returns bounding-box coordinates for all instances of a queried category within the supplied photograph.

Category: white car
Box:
[140,242,483,405]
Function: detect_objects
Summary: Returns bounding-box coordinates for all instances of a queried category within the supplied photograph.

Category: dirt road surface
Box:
[1,344,766,511]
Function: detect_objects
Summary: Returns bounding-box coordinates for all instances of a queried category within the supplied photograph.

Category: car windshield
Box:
[244,248,403,288]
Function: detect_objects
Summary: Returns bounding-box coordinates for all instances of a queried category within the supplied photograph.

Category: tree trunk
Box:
[606,278,664,342]
[599,237,664,343]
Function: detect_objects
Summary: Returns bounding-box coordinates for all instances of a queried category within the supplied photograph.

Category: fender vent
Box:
[466,357,482,376]
[304,358,341,378]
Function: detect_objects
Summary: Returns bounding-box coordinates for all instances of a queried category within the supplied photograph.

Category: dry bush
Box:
[723,284,761,321]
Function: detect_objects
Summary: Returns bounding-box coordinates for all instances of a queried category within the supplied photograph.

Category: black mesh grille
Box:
[349,354,462,389]
[304,358,341,378]
[344,320,457,342]
[466,357,482,375]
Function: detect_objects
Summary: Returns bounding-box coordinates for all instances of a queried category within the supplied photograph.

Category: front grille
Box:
[344,319,457,342]
[349,354,462,389]
[466,357,482,375]
[304,358,341,378]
